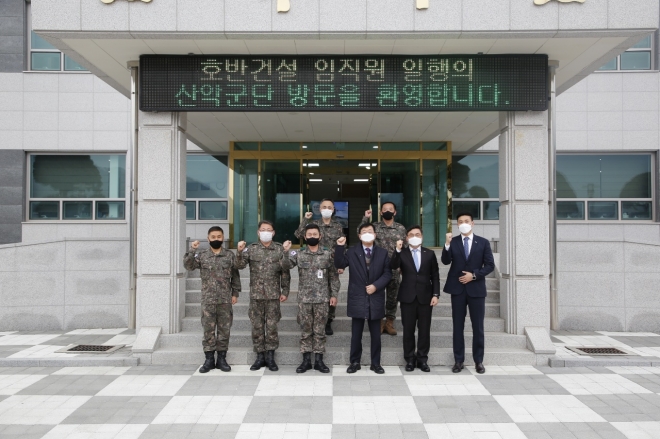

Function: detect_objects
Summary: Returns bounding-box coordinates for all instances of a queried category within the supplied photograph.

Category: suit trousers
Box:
[350,318,382,365]
[400,300,433,363]
[451,291,485,363]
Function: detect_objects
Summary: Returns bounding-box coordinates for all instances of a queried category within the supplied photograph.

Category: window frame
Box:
[451,199,500,223]
[26,4,88,73]
[597,34,656,72]
[185,153,230,222]
[26,153,128,223]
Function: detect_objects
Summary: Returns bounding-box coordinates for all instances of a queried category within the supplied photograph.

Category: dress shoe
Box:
[346,363,361,374]
[475,363,486,374]
[296,353,312,373]
[250,352,266,371]
[325,320,334,336]
[199,351,216,373]
[417,362,430,372]
[452,362,464,373]
[383,317,397,335]
[265,350,278,372]
[216,351,231,372]
[370,364,385,374]
[405,360,416,372]
[314,353,330,373]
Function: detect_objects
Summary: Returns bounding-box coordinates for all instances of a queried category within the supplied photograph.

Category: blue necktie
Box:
[413,249,420,271]
[464,237,470,259]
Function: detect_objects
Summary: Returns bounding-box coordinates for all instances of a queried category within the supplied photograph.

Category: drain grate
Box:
[566,346,634,356]
[56,344,125,354]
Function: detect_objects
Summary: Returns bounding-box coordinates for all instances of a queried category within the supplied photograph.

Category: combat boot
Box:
[296,353,312,373]
[384,317,397,335]
[250,352,266,371]
[380,319,386,334]
[199,351,216,374]
[325,319,334,336]
[265,350,279,372]
[216,350,231,372]
[314,353,330,373]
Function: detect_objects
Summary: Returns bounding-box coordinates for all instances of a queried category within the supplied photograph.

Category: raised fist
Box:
[364,209,372,218]
[396,240,403,250]
[305,211,313,219]
[237,241,246,252]
[337,237,347,246]
[283,240,292,251]
[191,240,200,250]
[445,233,453,245]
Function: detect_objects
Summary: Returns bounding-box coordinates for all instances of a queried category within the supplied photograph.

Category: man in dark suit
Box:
[441,212,495,374]
[334,223,392,374]
[390,225,440,372]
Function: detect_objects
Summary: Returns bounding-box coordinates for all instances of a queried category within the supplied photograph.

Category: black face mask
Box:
[381,211,394,220]
[209,240,223,249]
[305,237,320,247]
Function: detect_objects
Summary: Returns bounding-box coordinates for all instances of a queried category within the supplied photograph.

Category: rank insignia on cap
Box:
[290,251,297,256]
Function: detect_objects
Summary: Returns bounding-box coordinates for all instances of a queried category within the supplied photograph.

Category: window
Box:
[186,154,229,220]
[451,154,500,221]
[28,6,86,72]
[598,35,654,71]
[29,155,126,220]
[557,154,653,221]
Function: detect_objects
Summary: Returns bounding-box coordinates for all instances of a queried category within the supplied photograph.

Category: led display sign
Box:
[140,54,548,112]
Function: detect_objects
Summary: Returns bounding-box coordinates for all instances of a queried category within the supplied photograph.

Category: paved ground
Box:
[0,363,660,438]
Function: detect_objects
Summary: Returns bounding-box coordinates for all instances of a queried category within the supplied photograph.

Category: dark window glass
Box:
[422,142,447,151]
[452,155,499,198]
[452,201,480,220]
[234,142,258,151]
[598,58,617,71]
[97,201,125,220]
[483,201,500,220]
[381,161,420,229]
[631,35,652,49]
[64,55,86,71]
[261,142,300,151]
[261,161,301,243]
[233,160,259,246]
[304,142,374,151]
[380,142,420,151]
[30,201,59,220]
[186,155,228,198]
[30,155,126,198]
[557,201,585,220]
[620,51,651,70]
[588,201,618,220]
[199,201,228,220]
[185,201,196,220]
[31,52,60,71]
[557,155,651,199]
[31,31,55,50]
[622,201,652,220]
[63,201,92,220]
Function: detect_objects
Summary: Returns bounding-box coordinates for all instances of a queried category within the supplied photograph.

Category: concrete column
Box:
[135,112,187,334]
[499,111,550,335]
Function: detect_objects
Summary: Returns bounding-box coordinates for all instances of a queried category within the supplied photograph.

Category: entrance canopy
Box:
[31,0,658,153]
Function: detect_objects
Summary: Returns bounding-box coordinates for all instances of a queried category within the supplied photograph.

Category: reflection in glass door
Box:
[261,161,301,243]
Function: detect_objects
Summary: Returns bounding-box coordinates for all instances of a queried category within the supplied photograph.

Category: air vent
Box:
[56,344,125,354]
[565,346,634,356]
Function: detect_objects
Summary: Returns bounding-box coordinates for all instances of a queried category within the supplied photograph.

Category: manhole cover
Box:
[566,346,634,356]
[56,344,125,354]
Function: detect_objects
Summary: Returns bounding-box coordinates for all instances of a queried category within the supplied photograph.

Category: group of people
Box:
[183,199,494,375]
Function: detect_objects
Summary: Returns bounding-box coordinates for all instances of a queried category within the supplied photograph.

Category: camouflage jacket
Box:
[183,248,241,304]
[361,217,408,259]
[294,218,344,250]
[281,247,339,304]
[235,241,291,300]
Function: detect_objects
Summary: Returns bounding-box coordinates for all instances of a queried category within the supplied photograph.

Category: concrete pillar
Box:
[499,111,550,335]
[135,112,187,334]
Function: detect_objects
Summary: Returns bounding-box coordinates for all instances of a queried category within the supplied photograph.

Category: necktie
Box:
[464,237,470,259]
[413,249,420,271]
[365,247,371,258]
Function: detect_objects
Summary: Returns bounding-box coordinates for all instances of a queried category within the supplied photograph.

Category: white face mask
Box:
[360,233,375,243]
[321,209,333,219]
[458,223,472,235]
[408,237,422,247]
[259,231,273,243]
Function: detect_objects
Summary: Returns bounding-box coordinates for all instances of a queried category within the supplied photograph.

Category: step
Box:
[185,290,502,304]
[159,331,528,350]
[181,315,506,333]
[184,302,501,319]
[150,346,535,366]
[185,277,499,291]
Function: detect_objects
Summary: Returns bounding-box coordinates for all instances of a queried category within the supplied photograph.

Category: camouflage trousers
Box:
[385,269,401,320]
[249,299,281,352]
[327,279,341,321]
[201,302,233,352]
[298,302,329,354]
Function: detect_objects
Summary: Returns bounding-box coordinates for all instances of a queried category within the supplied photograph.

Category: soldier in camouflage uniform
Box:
[294,198,344,336]
[235,220,290,372]
[282,224,340,374]
[361,202,407,335]
[183,226,241,373]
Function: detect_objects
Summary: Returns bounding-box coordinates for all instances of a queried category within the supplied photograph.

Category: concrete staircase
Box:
[152,251,535,366]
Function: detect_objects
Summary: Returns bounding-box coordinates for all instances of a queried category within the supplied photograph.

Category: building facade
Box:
[0,0,659,363]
